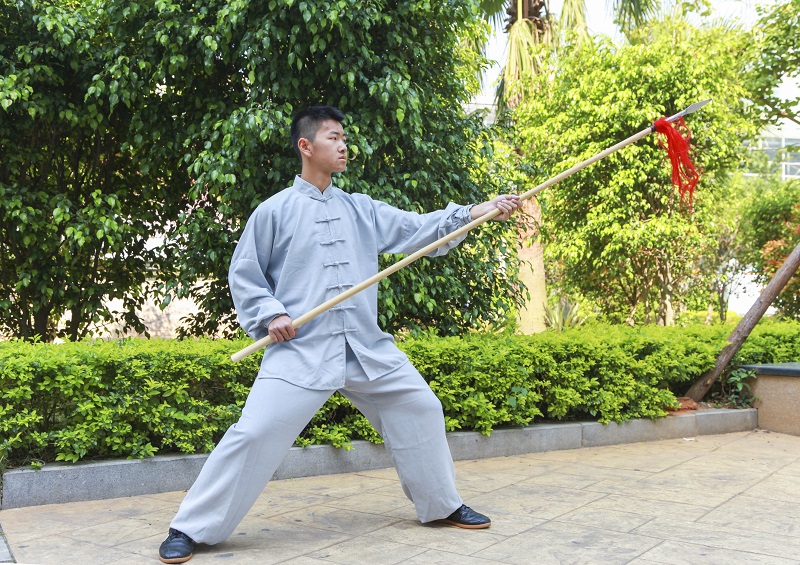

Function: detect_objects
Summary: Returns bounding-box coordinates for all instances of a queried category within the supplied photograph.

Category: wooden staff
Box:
[231,100,711,362]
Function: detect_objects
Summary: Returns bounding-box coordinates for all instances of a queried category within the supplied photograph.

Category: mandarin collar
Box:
[292,175,335,201]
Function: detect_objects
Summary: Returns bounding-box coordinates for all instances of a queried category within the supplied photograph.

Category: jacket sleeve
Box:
[369,199,474,257]
[228,206,288,340]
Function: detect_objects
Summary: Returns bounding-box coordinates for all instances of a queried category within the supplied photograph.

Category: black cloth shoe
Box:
[159,528,195,564]
[435,504,491,529]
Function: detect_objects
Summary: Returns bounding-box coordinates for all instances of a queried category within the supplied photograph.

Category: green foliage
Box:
[543,295,588,331]
[1,0,523,342]
[512,17,760,326]
[0,338,256,466]
[98,0,522,339]
[708,367,756,409]
[4,321,798,468]
[732,317,800,365]
[747,0,800,126]
[680,172,753,324]
[737,178,800,320]
[0,0,183,340]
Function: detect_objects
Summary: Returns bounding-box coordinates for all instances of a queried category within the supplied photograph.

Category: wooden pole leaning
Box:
[230,100,710,362]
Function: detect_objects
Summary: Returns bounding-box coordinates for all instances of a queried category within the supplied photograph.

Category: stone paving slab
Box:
[2,430,800,564]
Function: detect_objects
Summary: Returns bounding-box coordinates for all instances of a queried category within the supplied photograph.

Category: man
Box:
[159,106,520,563]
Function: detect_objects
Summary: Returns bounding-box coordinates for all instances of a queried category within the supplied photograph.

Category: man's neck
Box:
[299,169,332,193]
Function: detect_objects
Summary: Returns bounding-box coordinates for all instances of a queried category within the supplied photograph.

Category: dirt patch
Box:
[666,396,699,415]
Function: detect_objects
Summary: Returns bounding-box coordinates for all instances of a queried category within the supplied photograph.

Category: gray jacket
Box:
[229,175,473,390]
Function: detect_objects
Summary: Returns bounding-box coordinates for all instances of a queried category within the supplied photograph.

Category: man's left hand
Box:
[470,194,521,222]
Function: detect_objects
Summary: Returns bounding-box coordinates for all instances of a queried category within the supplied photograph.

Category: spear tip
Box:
[666,99,712,122]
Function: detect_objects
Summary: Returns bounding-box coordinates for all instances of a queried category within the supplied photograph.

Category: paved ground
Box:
[2,430,800,565]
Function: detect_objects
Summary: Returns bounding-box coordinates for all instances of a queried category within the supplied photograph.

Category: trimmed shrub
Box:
[1,321,798,469]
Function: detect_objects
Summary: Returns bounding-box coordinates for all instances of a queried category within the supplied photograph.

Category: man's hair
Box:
[290,106,346,160]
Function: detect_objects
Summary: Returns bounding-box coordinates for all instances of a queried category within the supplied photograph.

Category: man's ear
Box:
[297,137,313,159]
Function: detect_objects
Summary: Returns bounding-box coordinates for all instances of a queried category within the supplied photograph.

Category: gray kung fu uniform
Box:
[170,176,474,544]
[230,175,474,389]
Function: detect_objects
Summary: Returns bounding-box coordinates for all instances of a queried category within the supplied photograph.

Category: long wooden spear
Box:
[231,99,711,362]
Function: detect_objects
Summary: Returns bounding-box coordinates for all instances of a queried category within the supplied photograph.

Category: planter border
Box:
[0,408,757,510]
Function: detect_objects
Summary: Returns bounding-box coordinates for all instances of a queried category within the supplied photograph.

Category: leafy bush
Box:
[2,321,799,469]
[543,295,589,331]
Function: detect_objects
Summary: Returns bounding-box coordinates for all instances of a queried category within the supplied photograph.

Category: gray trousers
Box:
[170,345,463,545]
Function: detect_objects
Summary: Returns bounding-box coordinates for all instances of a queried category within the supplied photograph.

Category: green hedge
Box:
[2,321,799,469]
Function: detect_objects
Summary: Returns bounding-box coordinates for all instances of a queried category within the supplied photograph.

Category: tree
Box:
[0,0,183,341]
[689,173,752,324]
[747,0,800,127]
[480,0,659,112]
[737,178,800,320]
[512,18,760,325]
[685,239,800,402]
[475,1,661,335]
[2,0,525,340]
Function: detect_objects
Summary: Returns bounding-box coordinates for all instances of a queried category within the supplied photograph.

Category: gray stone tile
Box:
[174,519,352,565]
[642,463,766,493]
[743,473,800,503]
[107,556,163,564]
[365,519,505,556]
[578,494,713,522]
[479,513,545,537]
[64,514,170,547]
[586,464,763,507]
[530,443,699,473]
[0,498,171,545]
[306,536,426,564]
[632,517,800,560]
[542,462,653,484]
[553,506,654,533]
[399,548,513,564]
[323,492,419,521]
[698,494,800,538]
[454,455,568,478]
[279,558,341,565]
[777,461,800,478]
[266,504,403,535]
[245,489,338,520]
[469,482,607,521]
[637,539,800,564]
[11,533,136,565]
[519,471,604,490]
[449,469,533,494]
[714,431,800,457]
[473,521,662,565]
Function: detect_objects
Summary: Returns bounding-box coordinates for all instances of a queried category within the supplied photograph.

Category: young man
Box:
[158,106,520,563]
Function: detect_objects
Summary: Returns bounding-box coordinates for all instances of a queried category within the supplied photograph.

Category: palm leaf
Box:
[479,0,510,29]
[612,0,659,33]
[560,0,588,38]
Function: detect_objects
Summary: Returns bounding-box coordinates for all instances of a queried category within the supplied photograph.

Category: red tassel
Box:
[653,116,700,209]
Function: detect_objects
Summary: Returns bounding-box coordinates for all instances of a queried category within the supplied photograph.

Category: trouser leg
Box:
[170,377,331,545]
[339,346,462,523]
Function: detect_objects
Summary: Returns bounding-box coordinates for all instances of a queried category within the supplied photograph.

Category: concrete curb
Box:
[0,408,756,510]
[0,527,12,564]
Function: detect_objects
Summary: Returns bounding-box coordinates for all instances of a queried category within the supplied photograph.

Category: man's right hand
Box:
[268,314,297,343]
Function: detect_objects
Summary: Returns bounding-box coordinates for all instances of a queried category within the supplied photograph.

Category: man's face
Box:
[306,119,348,174]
